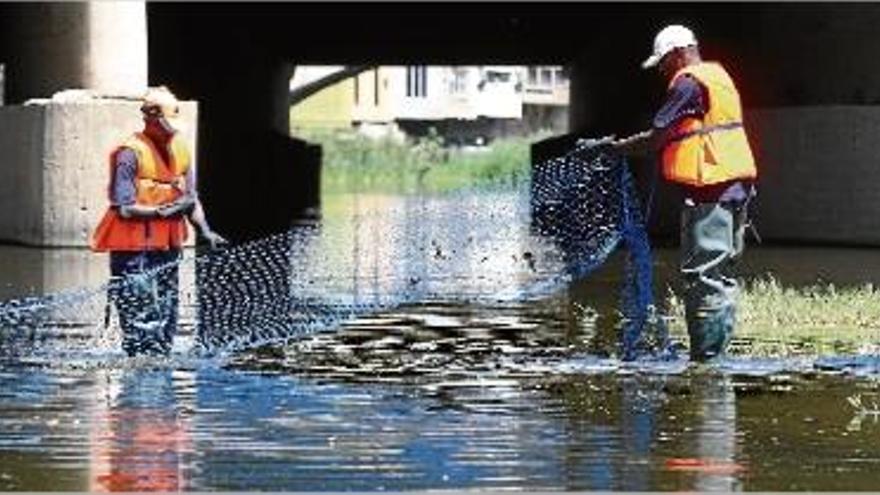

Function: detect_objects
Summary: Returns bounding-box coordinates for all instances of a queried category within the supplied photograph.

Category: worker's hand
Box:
[157,196,196,218]
[202,229,229,251]
[576,135,616,150]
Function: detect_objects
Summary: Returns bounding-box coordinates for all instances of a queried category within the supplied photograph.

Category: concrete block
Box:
[747,106,880,245]
[0,94,197,246]
[0,105,46,245]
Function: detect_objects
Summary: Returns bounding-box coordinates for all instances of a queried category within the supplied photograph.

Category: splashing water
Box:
[0,143,666,362]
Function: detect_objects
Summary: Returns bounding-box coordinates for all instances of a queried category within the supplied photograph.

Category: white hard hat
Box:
[141,86,183,131]
[642,24,698,69]
[141,86,180,119]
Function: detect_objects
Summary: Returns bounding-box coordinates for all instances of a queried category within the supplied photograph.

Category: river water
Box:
[0,191,878,491]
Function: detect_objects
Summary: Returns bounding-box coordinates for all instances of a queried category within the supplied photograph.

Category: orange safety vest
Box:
[660,62,757,187]
[90,133,191,252]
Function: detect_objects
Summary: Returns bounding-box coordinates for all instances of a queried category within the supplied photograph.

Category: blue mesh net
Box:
[531,142,668,360]
[0,140,668,362]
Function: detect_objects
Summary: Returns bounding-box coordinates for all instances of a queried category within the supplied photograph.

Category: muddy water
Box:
[0,191,879,491]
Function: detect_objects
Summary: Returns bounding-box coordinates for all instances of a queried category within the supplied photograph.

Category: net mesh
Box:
[0,142,668,362]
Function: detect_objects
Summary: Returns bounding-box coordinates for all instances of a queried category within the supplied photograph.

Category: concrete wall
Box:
[747,106,880,245]
[0,106,45,244]
[537,106,880,247]
[0,96,197,247]
[0,3,90,104]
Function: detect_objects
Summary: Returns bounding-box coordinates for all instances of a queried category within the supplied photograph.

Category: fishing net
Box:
[0,140,667,361]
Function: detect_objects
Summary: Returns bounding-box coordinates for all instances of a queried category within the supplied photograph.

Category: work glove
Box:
[157,196,196,218]
[201,229,229,251]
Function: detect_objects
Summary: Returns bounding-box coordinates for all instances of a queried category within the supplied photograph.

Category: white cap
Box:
[641,24,698,69]
[141,86,184,131]
[141,86,180,118]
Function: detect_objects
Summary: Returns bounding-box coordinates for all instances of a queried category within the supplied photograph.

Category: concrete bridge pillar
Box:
[147,5,322,242]
[1,2,147,103]
[0,2,176,247]
[84,2,148,96]
[172,56,318,243]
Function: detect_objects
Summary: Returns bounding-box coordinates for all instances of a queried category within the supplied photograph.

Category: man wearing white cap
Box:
[91,86,227,357]
[613,25,758,362]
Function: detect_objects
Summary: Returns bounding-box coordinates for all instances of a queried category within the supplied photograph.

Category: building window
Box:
[555,68,568,85]
[420,66,427,97]
[486,70,511,83]
[540,68,553,86]
[451,67,467,94]
[528,67,538,85]
[354,75,359,104]
[406,66,427,98]
[373,68,380,106]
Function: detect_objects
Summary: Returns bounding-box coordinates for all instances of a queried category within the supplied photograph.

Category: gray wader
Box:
[109,250,181,357]
[680,200,748,361]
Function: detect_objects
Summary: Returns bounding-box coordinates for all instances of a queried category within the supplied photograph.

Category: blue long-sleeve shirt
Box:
[653,74,707,130]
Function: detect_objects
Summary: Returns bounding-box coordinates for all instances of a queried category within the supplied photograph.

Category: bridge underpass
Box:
[1,3,880,245]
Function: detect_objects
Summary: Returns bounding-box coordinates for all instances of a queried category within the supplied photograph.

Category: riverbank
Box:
[297,128,539,194]
[664,276,880,356]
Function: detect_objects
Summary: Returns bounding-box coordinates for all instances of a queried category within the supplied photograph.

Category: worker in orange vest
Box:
[612,25,757,361]
[91,86,227,357]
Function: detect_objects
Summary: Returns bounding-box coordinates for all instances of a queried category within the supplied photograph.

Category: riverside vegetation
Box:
[666,277,880,356]
[300,128,538,194]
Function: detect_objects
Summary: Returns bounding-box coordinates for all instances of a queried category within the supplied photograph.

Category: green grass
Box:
[296,128,544,194]
[663,276,880,356]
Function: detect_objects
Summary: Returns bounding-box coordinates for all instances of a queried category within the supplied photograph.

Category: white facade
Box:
[522,66,569,106]
[349,65,525,123]
[290,65,346,89]
[472,66,523,120]
[291,64,568,130]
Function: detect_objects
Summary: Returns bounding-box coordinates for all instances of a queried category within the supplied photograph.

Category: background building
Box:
[290,64,569,144]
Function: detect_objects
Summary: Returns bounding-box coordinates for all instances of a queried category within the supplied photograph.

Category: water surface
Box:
[0,191,878,491]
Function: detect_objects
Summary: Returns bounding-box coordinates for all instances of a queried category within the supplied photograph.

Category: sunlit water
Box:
[0,191,879,491]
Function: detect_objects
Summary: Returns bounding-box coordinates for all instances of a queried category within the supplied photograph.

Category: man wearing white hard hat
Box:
[613,25,758,362]
[91,86,227,357]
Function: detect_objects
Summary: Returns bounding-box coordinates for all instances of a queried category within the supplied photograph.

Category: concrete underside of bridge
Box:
[2,3,880,245]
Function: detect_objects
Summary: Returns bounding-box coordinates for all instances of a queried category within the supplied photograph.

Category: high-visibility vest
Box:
[90,133,191,252]
[660,62,757,187]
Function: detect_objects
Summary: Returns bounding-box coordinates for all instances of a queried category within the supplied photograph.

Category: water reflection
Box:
[693,375,739,491]
[659,374,741,491]
[0,358,878,490]
[0,188,879,490]
[541,372,739,491]
[0,247,107,301]
[317,192,546,302]
[88,367,193,492]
